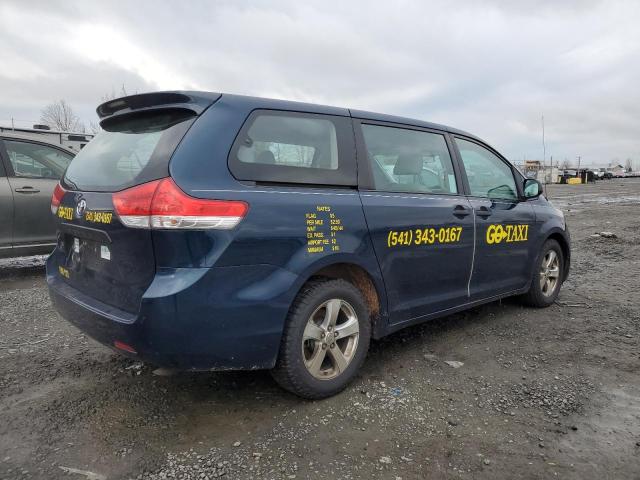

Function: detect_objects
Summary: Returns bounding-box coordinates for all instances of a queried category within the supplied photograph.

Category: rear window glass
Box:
[64,109,195,192]
[229,111,356,186]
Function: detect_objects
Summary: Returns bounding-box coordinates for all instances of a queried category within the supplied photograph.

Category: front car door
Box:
[453,137,535,299]
[0,139,74,247]
[356,121,474,325]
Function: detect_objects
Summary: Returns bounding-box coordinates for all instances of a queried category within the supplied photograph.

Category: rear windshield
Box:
[63,109,195,192]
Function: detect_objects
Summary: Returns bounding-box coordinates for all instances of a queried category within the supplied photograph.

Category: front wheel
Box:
[271,279,371,399]
[521,239,564,307]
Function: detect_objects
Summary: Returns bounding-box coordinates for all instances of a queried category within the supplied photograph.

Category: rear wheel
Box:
[521,239,564,307]
[271,279,371,399]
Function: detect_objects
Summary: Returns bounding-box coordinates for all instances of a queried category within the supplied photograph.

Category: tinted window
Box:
[238,115,338,169]
[361,124,457,194]
[456,138,517,200]
[229,111,356,186]
[4,140,73,179]
[64,109,195,192]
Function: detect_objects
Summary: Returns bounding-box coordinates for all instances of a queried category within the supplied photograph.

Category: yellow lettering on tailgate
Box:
[57,206,73,220]
[84,211,113,224]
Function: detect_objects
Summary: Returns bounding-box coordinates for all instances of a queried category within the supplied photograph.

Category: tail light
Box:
[114,340,137,354]
[112,178,248,230]
[51,183,66,215]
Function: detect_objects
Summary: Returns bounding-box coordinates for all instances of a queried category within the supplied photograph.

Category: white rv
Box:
[0,125,93,153]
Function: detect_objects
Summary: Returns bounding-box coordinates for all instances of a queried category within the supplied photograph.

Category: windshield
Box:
[64,109,195,192]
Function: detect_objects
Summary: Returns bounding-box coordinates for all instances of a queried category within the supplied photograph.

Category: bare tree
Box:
[625,158,632,172]
[88,120,101,135]
[101,84,131,102]
[559,159,570,170]
[40,100,83,132]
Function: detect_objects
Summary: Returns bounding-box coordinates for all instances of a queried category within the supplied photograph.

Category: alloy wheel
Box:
[539,250,560,296]
[302,299,360,380]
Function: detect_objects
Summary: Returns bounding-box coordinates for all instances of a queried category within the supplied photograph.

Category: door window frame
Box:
[450,135,525,200]
[353,118,465,196]
[0,137,74,180]
[0,143,6,177]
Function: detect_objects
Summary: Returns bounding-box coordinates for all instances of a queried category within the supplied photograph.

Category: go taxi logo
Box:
[486,224,529,245]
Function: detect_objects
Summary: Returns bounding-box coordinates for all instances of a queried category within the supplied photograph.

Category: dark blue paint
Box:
[360,192,475,322]
[47,92,570,371]
[467,197,536,298]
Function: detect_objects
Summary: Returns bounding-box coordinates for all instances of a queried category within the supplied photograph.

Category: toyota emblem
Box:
[76,199,87,219]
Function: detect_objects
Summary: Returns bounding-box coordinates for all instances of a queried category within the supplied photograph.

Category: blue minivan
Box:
[48,92,570,398]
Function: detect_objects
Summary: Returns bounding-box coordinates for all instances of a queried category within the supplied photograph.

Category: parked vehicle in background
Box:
[0,133,75,258]
[47,91,571,399]
[0,125,93,153]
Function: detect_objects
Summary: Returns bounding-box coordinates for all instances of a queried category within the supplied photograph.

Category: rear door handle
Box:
[476,206,492,218]
[453,204,472,218]
[15,186,40,194]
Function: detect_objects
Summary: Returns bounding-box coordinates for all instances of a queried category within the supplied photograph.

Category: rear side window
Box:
[229,110,356,186]
[64,109,195,192]
[360,124,458,195]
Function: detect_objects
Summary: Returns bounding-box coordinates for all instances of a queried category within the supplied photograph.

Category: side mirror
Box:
[523,178,543,199]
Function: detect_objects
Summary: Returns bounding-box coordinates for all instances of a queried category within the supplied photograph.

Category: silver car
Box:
[0,133,75,258]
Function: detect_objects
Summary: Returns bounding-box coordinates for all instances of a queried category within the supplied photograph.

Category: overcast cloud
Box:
[1,0,639,166]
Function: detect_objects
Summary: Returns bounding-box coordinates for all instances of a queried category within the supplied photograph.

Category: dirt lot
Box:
[1,179,639,480]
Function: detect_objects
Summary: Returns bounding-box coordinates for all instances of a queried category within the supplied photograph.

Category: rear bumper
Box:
[47,257,299,370]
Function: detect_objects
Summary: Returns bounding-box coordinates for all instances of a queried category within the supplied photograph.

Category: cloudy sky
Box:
[1,0,639,167]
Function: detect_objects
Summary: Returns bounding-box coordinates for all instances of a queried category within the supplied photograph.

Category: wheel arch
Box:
[546,231,571,282]
[293,259,388,339]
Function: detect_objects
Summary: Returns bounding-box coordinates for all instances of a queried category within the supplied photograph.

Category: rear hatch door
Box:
[56,105,203,313]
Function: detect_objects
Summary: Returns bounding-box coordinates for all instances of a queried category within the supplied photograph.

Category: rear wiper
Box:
[64,177,78,190]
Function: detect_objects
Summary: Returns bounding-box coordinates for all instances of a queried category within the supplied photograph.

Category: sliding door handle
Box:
[453,205,472,218]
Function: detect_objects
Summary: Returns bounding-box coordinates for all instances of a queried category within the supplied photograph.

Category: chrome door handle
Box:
[15,186,40,193]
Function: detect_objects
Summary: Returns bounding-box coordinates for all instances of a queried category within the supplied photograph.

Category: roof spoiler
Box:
[96,91,221,125]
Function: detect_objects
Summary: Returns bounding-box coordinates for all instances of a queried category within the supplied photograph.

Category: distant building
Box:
[522,160,560,183]
[522,160,542,179]
[608,164,626,177]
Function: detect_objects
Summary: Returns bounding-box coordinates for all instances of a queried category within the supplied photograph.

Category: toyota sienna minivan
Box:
[47,91,570,399]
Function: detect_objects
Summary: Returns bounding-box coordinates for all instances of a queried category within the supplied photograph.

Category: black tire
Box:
[521,239,564,308]
[271,278,371,399]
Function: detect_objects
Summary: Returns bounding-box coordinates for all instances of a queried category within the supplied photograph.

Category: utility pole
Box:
[577,156,582,183]
[541,115,547,186]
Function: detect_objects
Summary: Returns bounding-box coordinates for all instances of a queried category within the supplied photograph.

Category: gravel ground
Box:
[1,179,639,480]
